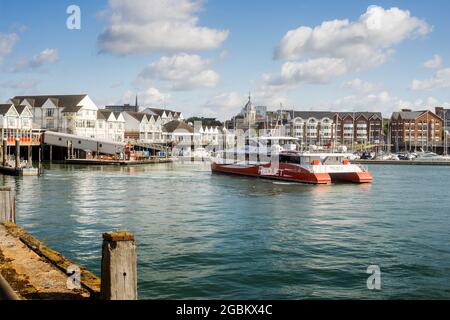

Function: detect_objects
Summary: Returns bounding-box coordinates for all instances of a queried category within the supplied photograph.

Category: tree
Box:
[186,117,223,127]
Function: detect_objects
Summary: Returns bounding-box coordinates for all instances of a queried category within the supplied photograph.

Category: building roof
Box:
[62,105,84,113]
[113,112,122,119]
[97,109,112,120]
[163,120,194,133]
[15,105,29,115]
[125,112,148,122]
[0,104,14,115]
[145,108,181,117]
[391,111,426,120]
[291,111,336,119]
[285,110,382,120]
[12,94,87,109]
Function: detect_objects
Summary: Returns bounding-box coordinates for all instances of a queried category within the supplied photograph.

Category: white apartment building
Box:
[142,108,184,125]
[0,104,38,144]
[11,95,99,138]
[123,111,164,143]
[96,110,125,142]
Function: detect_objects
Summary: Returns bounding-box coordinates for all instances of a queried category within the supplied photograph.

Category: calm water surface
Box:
[1,162,450,299]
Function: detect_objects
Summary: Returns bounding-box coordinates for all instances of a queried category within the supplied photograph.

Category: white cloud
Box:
[122,87,171,107]
[268,58,348,86]
[202,92,245,120]
[0,32,19,63]
[139,53,220,90]
[342,78,377,93]
[271,6,431,88]
[30,48,59,67]
[13,48,59,71]
[330,91,395,115]
[423,54,443,69]
[411,68,450,90]
[98,0,229,55]
[323,90,448,117]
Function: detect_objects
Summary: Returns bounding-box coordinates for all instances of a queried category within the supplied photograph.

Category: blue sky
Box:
[1,0,450,120]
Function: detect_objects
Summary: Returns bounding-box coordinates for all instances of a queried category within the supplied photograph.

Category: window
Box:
[47,119,55,129]
[46,109,54,117]
[8,117,16,127]
[280,155,300,164]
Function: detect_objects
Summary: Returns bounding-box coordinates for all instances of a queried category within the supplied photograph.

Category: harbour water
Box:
[2,163,450,299]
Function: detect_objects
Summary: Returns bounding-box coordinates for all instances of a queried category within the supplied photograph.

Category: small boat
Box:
[192,147,211,160]
[211,146,373,184]
[415,152,450,161]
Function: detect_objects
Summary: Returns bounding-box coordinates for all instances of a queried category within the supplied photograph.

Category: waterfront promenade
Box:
[0,222,96,299]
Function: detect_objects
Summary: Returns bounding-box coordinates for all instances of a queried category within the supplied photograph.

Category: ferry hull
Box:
[329,172,373,183]
[211,162,373,184]
[211,162,331,184]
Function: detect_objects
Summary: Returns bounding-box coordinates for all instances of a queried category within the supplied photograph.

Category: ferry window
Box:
[280,155,300,163]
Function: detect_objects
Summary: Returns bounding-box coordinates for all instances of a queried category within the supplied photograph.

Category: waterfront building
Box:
[199,126,220,145]
[227,96,272,131]
[0,104,38,144]
[142,108,184,125]
[390,109,443,152]
[163,120,197,145]
[226,98,383,149]
[123,111,163,144]
[335,112,383,146]
[285,111,335,147]
[270,111,383,149]
[96,109,126,142]
[11,94,99,138]
[435,107,450,153]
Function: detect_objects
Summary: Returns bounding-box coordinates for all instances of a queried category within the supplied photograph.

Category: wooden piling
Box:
[15,138,20,169]
[0,274,20,300]
[28,145,32,165]
[2,138,7,167]
[66,141,70,160]
[0,187,15,224]
[100,231,137,300]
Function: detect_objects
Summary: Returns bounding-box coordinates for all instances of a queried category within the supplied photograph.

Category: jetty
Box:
[353,159,450,166]
[0,138,40,177]
[64,157,172,166]
[0,187,137,300]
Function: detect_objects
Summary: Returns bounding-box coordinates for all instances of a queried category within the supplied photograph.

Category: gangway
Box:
[43,131,126,155]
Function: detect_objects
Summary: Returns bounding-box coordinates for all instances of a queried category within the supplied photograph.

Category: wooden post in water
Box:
[101,232,137,300]
[2,138,7,167]
[15,138,20,169]
[0,187,15,224]
[66,141,71,160]
[28,145,32,167]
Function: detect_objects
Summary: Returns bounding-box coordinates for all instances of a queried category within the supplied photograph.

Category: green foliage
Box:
[187,117,223,127]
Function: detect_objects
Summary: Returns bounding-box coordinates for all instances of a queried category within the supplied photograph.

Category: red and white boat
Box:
[211,143,373,184]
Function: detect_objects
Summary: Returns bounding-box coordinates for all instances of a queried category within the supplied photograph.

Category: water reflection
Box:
[2,163,450,299]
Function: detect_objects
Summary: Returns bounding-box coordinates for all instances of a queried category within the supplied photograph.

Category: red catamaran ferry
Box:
[211,138,373,184]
